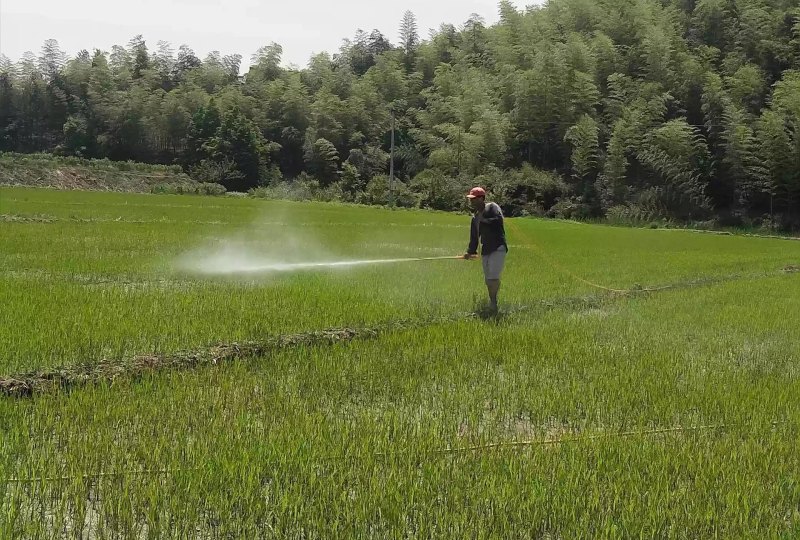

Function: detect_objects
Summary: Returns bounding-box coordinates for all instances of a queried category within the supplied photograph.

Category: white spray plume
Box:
[173,203,455,277]
[179,245,444,276]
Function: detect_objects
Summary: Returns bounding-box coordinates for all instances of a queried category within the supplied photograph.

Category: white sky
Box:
[0,0,535,69]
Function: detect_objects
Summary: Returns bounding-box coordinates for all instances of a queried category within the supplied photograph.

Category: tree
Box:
[343,31,372,76]
[598,119,630,209]
[303,53,334,92]
[128,35,149,79]
[720,106,770,213]
[757,70,800,225]
[62,114,91,156]
[0,55,13,75]
[185,100,222,165]
[399,11,419,71]
[340,161,365,198]
[565,114,600,185]
[418,24,459,81]
[109,45,132,87]
[0,74,18,150]
[638,119,711,217]
[368,30,393,57]
[154,41,176,89]
[38,39,67,81]
[304,133,340,186]
[726,63,766,113]
[175,45,202,81]
[275,75,312,177]
[309,89,346,149]
[223,54,242,81]
[346,145,388,180]
[250,43,283,81]
[156,92,191,157]
[701,71,732,208]
[206,107,274,191]
[461,14,489,67]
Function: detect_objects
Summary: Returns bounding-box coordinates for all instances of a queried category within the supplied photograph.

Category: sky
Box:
[0,0,535,70]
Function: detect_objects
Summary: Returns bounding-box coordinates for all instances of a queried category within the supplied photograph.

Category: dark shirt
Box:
[467,202,508,256]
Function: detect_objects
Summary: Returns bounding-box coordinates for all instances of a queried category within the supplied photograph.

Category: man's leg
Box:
[483,246,506,311]
[486,279,501,310]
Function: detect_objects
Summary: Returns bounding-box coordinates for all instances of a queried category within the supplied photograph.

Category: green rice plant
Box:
[1,187,800,537]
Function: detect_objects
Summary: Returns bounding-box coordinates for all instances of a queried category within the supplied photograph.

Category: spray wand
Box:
[412,256,475,262]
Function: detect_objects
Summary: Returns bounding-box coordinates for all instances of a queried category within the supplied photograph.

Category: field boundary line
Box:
[529,217,800,241]
[399,421,786,457]
[648,227,800,242]
[1,422,786,484]
[0,267,795,399]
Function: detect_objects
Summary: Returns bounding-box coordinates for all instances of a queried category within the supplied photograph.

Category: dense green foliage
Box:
[2,0,800,227]
[2,187,800,536]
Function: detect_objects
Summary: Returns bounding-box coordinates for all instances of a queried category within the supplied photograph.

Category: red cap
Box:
[467,187,486,199]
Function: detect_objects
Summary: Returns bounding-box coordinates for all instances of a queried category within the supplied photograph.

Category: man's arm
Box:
[466,216,479,256]
[480,203,504,225]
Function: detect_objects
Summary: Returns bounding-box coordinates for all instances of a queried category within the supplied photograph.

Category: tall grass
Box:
[1,187,799,537]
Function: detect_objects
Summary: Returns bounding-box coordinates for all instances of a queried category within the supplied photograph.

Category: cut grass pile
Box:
[1,187,800,537]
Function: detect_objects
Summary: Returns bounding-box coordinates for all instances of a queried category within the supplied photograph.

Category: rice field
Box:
[1,186,800,538]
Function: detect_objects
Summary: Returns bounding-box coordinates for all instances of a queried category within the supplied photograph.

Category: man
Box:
[463,187,508,313]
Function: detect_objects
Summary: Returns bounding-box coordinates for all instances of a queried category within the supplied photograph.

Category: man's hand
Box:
[463,253,478,260]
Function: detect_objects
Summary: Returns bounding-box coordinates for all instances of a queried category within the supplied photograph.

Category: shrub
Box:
[258,164,284,187]
[189,159,244,187]
[340,162,366,202]
[315,182,343,203]
[409,170,469,211]
[487,165,569,217]
[360,175,419,208]
[197,183,227,196]
[250,173,322,201]
[150,182,226,196]
[546,198,593,220]
[605,204,661,225]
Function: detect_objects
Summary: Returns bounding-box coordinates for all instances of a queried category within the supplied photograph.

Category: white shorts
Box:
[482,246,507,281]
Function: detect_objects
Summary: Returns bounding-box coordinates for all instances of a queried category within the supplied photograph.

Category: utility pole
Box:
[389,108,395,208]
[770,191,775,231]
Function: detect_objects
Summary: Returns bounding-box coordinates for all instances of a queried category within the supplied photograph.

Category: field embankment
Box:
[0,153,224,194]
